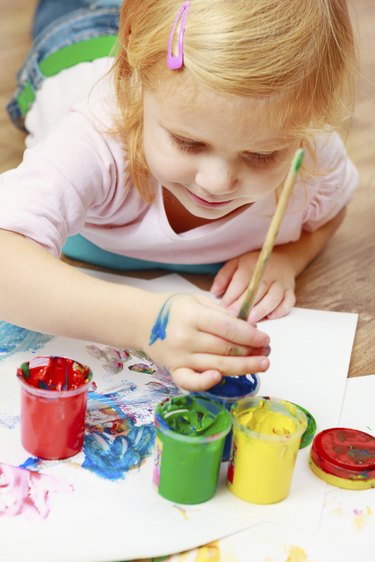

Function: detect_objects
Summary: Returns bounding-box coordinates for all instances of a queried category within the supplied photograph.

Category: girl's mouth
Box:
[188,191,232,208]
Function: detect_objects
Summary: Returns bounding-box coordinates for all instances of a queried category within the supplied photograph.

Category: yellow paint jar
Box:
[227,396,307,504]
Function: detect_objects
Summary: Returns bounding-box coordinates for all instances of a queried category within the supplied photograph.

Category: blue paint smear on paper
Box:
[82,391,156,480]
[0,321,54,362]
[0,413,20,430]
[19,457,44,471]
[82,422,155,480]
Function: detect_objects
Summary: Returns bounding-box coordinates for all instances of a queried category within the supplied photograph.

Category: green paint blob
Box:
[154,395,231,504]
[293,148,305,173]
[292,402,317,449]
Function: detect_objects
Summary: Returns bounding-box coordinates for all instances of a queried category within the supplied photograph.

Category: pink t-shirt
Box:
[0,62,358,265]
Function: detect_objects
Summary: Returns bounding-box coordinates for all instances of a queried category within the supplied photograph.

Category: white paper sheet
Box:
[0,270,358,561]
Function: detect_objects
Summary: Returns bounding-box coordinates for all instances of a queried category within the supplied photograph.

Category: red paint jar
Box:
[17,356,92,460]
[309,427,375,490]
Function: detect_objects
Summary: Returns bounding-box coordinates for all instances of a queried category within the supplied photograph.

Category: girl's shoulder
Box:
[308,131,350,170]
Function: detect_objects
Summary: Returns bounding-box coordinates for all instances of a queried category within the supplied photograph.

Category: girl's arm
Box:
[211,207,346,323]
[0,229,270,390]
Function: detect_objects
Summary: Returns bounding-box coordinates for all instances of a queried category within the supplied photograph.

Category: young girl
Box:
[0,0,358,391]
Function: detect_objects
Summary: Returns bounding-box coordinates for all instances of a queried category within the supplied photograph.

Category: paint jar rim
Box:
[155,396,232,443]
[231,396,307,443]
[18,377,91,399]
[16,355,93,395]
[291,402,317,449]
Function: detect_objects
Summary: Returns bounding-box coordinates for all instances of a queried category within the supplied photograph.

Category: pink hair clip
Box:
[167,1,190,70]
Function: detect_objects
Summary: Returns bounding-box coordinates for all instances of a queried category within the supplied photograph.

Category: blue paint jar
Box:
[194,373,260,461]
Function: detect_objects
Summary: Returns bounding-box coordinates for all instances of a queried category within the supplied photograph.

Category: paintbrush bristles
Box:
[238,148,305,321]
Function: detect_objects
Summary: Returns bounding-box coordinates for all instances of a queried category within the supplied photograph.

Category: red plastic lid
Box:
[311,428,375,480]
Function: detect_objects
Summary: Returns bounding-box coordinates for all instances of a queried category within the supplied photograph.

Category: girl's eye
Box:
[170,134,205,153]
[244,151,278,167]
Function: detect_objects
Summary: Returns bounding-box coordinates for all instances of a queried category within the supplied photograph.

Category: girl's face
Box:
[143,75,299,220]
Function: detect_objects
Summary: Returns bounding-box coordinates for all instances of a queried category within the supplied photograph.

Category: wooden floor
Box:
[1,0,374,377]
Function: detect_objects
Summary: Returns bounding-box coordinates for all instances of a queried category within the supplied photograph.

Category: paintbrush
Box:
[237,148,305,321]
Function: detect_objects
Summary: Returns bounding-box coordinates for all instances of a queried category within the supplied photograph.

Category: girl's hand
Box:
[141,292,270,392]
[211,251,297,324]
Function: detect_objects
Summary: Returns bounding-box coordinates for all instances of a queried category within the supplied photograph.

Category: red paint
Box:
[311,428,375,481]
[17,355,92,391]
[17,356,92,460]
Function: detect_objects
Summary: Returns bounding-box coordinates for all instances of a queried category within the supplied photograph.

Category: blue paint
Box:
[207,374,260,399]
[0,413,20,430]
[82,390,162,480]
[82,423,155,480]
[0,321,54,362]
[195,374,261,461]
[19,456,43,471]
[149,296,175,345]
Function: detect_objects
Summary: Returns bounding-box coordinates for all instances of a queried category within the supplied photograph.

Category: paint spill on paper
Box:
[17,354,180,481]
[0,462,73,520]
[353,507,373,530]
[285,545,309,562]
[0,321,54,362]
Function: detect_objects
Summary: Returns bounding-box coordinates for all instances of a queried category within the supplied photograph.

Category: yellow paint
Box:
[309,457,375,490]
[237,406,297,436]
[173,505,189,520]
[286,545,309,562]
[228,398,306,504]
[161,541,222,562]
[353,506,373,530]
[195,541,221,561]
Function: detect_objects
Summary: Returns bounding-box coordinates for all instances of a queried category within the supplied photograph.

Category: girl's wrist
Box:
[128,290,171,353]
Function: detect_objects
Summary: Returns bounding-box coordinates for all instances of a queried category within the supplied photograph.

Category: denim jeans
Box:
[7,0,121,128]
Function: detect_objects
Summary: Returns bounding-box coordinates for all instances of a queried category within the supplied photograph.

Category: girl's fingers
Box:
[188,353,270,377]
[190,332,268,358]
[171,367,223,391]
[196,308,270,348]
[219,273,248,307]
[226,280,270,317]
[253,280,271,306]
[248,282,284,323]
[267,288,296,319]
[210,259,238,298]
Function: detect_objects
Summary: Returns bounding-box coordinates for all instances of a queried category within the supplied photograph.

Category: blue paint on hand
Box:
[149,296,176,345]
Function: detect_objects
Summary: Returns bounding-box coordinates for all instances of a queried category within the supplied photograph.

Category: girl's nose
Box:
[195,158,239,195]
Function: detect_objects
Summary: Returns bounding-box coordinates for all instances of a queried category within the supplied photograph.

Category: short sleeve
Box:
[302,133,359,232]
[0,106,129,256]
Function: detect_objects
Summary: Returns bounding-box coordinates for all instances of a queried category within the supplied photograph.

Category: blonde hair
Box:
[112,0,357,201]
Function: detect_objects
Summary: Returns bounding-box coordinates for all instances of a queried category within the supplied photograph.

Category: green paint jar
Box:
[153,395,232,504]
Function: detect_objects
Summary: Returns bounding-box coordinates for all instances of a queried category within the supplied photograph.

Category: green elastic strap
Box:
[16,34,118,115]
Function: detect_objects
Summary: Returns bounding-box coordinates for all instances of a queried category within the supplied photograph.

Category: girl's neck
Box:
[162,188,213,233]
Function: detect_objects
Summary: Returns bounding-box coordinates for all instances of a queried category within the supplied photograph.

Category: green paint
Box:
[293,148,305,173]
[154,395,231,504]
[159,394,221,435]
[292,402,317,449]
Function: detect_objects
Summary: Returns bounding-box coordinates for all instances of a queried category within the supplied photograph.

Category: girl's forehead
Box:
[147,72,296,148]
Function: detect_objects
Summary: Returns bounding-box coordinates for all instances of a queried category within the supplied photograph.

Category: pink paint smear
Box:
[0,462,73,519]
